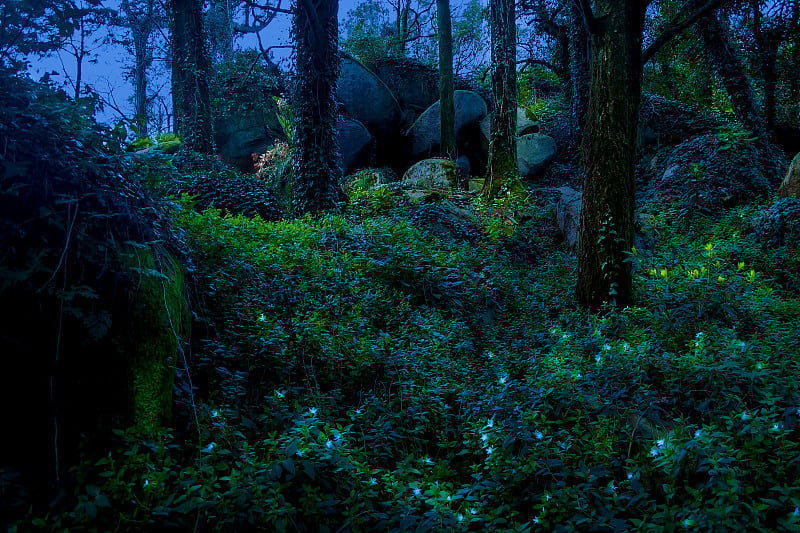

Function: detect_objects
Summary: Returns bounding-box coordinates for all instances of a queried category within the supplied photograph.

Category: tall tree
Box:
[567,0,589,148]
[697,11,766,138]
[171,0,214,152]
[575,0,731,309]
[121,0,162,138]
[437,0,456,159]
[481,0,517,199]
[574,0,646,310]
[291,0,346,214]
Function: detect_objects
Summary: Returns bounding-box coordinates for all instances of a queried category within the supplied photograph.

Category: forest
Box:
[1,0,800,530]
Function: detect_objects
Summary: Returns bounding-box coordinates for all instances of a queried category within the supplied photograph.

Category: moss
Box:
[118,246,189,435]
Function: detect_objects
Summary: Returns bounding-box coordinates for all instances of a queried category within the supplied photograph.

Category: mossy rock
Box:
[641,134,782,216]
[116,245,190,434]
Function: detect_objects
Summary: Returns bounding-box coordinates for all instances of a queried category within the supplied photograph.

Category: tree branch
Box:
[643,0,733,63]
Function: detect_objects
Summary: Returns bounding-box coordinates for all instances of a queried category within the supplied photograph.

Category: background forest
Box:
[2,0,800,531]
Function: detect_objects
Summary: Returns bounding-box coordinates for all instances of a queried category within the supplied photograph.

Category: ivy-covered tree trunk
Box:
[482,0,517,199]
[575,0,645,310]
[170,0,214,153]
[568,0,590,149]
[291,0,346,214]
[697,13,766,138]
[437,0,456,160]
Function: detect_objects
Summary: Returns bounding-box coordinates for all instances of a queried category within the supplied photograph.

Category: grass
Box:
[11,179,800,532]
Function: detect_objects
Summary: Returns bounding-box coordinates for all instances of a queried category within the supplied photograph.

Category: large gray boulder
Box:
[402,158,460,189]
[479,107,541,155]
[337,57,403,141]
[374,57,440,126]
[517,134,556,177]
[214,99,284,172]
[406,90,488,159]
[337,117,374,176]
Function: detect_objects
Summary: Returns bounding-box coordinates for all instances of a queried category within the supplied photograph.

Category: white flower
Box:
[739,341,746,351]
[486,351,495,359]
[296,449,303,457]
[627,472,634,480]
[656,439,665,448]
[481,433,489,443]
[650,447,660,457]
[325,440,333,449]
[603,344,611,351]
[275,390,285,398]
[742,412,750,421]
[623,342,630,352]
[534,430,544,440]
[575,372,582,380]
[143,479,149,488]
[498,375,508,385]
[369,477,377,485]
[595,354,602,363]
[205,442,216,452]
[772,423,782,432]
[258,313,266,322]
[533,516,540,524]
[694,430,702,439]
[756,362,764,370]
[545,493,551,501]
[486,446,494,455]
[486,418,494,428]
[696,332,704,339]
[309,407,318,415]
[470,508,477,515]
[210,409,218,418]
[457,514,464,522]
[413,488,422,497]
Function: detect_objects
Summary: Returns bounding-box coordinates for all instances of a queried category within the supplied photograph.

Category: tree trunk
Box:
[171,0,214,153]
[291,0,346,215]
[567,0,590,149]
[697,13,766,138]
[126,0,156,138]
[481,0,517,199]
[437,0,456,160]
[575,0,645,310]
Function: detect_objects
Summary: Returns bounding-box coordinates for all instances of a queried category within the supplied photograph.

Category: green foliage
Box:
[6,77,800,530]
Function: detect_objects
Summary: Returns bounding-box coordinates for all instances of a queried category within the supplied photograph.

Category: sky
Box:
[25,0,381,129]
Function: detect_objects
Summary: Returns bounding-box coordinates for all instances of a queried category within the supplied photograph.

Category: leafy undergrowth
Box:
[12,184,800,532]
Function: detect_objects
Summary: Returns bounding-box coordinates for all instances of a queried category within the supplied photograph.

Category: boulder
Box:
[517,133,557,177]
[553,186,581,251]
[214,98,284,172]
[374,57,440,126]
[338,56,403,141]
[402,158,460,189]
[641,133,780,214]
[406,90,488,159]
[479,107,540,141]
[778,152,800,199]
[338,117,374,176]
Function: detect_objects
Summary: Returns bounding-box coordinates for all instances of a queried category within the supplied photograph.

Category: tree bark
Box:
[567,0,590,149]
[482,0,517,199]
[170,0,214,153]
[437,0,456,160]
[697,12,766,138]
[291,0,346,214]
[575,0,645,310]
